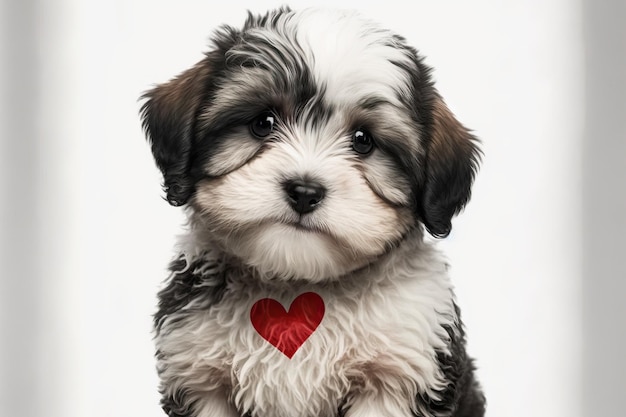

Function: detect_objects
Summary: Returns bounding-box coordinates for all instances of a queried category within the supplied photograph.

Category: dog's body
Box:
[141,7,485,417]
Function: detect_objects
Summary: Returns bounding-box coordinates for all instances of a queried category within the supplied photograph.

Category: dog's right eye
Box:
[250,112,275,138]
[352,128,375,155]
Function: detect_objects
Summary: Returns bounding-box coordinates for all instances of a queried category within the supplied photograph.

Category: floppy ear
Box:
[420,95,481,238]
[140,58,212,206]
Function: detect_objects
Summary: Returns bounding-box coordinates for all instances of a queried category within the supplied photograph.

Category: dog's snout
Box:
[284,180,326,214]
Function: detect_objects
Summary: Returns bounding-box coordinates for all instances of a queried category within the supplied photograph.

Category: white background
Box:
[1,1,624,417]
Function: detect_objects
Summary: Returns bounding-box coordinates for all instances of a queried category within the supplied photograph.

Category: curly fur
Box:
[141,7,484,417]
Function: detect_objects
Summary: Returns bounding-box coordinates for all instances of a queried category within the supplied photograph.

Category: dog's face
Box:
[141,8,480,282]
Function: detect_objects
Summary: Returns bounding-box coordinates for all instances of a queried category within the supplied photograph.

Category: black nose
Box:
[284,180,326,214]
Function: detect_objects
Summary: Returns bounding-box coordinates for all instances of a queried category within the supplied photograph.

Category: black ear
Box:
[421,95,481,238]
[140,58,213,206]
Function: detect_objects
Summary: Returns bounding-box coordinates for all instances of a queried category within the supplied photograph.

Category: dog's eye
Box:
[352,129,374,155]
[250,112,275,138]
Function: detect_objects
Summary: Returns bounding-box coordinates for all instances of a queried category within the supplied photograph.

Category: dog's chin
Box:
[227,222,372,283]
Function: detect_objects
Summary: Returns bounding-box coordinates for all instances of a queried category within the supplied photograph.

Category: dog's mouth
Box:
[260,213,339,241]
[284,218,329,235]
[257,210,326,234]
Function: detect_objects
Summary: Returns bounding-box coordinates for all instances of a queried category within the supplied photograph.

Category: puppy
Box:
[141,7,485,417]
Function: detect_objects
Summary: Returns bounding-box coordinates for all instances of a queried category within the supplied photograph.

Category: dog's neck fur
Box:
[178,208,432,290]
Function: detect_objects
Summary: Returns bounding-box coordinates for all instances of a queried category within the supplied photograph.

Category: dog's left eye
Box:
[352,129,374,155]
[250,112,275,138]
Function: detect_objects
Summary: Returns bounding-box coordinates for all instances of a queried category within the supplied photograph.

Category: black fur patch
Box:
[399,48,481,239]
[140,59,212,206]
[161,389,194,417]
[417,305,486,417]
[140,28,242,206]
[154,255,228,333]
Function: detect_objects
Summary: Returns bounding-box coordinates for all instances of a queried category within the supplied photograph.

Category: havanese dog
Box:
[140,7,485,417]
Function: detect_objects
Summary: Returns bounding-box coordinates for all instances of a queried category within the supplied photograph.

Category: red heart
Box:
[250,292,325,359]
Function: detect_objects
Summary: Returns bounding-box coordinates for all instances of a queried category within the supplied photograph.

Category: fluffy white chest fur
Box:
[156,237,457,417]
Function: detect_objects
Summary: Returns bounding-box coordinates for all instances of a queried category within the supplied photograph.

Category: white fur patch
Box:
[289,9,413,109]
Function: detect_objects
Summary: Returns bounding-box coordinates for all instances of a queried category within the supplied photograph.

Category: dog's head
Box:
[141,8,480,282]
